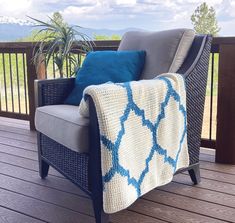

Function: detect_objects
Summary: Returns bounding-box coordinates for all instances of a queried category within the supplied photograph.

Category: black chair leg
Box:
[89,99,109,223]
[188,163,201,184]
[92,199,109,223]
[39,158,49,179]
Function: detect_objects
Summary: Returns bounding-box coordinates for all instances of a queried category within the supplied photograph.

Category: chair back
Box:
[118,29,195,79]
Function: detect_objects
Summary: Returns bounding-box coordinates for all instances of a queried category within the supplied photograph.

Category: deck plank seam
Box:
[141,197,233,223]
[156,188,235,209]
[0,204,49,223]
[0,171,89,198]
[0,142,37,152]
[0,186,95,219]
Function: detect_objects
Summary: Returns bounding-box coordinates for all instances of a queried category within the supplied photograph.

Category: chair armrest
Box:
[180,35,212,165]
[34,77,75,107]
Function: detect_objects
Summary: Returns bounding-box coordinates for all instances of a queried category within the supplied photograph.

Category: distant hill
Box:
[0,23,34,41]
[0,22,143,42]
[81,27,143,39]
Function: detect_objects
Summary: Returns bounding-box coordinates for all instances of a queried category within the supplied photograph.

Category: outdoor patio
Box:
[0,116,234,223]
[0,27,235,223]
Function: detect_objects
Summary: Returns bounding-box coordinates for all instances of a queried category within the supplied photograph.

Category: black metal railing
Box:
[1,53,29,114]
[200,48,218,149]
[0,38,228,150]
[0,46,32,120]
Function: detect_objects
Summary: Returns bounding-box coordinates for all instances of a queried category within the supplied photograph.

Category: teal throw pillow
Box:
[64,50,146,105]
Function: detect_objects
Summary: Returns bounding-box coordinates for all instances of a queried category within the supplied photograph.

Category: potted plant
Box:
[30,15,93,77]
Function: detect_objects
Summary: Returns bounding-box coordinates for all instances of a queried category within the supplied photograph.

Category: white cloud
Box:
[116,0,136,5]
[0,0,235,35]
[58,0,195,29]
[0,0,31,16]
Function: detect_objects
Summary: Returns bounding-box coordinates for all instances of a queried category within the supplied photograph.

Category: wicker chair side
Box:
[184,36,212,165]
[35,78,75,107]
[39,133,91,195]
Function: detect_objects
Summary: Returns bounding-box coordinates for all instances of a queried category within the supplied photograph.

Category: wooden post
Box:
[216,44,235,164]
[36,54,46,80]
[26,47,37,131]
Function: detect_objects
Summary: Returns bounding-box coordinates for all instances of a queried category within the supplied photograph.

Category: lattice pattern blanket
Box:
[79,73,189,213]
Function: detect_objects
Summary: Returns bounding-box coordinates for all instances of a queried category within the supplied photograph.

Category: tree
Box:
[51,12,68,28]
[191,2,220,36]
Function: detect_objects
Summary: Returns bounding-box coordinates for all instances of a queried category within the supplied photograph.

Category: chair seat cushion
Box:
[35,105,89,153]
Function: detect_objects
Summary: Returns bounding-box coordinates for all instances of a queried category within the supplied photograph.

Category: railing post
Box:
[26,46,37,130]
[216,44,235,164]
[36,54,47,79]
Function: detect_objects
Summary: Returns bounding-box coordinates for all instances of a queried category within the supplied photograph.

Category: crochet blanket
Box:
[79,73,189,213]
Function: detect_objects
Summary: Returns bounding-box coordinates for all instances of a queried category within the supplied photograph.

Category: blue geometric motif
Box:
[101,77,187,197]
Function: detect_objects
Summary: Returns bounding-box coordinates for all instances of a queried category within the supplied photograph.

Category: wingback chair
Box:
[34,29,212,223]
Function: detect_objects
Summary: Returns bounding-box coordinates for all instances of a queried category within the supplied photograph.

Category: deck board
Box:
[0,117,234,223]
[0,206,45,223]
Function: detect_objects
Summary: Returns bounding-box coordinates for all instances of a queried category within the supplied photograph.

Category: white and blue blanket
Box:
[79,73,189,213]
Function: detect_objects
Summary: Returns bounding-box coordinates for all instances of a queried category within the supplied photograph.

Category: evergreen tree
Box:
[51,12,68,28]
[191,2,220,36]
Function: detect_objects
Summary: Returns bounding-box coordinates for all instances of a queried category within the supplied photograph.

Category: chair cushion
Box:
[118,29,195,79]
[64,50,146,105]
[35,105,89,153]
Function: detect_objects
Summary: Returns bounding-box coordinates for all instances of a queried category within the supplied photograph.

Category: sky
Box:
[0,0,235,36]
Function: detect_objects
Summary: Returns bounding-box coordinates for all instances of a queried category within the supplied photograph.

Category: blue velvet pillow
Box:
[64,50,146,105]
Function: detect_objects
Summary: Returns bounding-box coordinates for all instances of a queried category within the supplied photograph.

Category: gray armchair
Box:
[35,29,212,223]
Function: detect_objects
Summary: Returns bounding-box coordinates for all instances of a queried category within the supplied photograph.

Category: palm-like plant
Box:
[30,16,93,77]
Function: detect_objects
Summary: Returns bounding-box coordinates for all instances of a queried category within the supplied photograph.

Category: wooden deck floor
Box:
[0,117,234,223]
